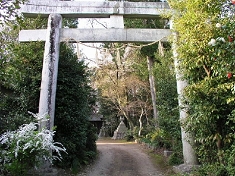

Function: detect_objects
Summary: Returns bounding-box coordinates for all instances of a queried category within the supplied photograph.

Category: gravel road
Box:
[77,139,166,176]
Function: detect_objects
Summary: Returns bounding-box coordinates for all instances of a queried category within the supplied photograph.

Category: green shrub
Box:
[150,129,172,149]
[85,123,98,159]
[193,164,228,176]
[168,152,183,166]
[0,18,97,174]
[0,114,66,176]
[140,137,151,144]
[125,130,135,141]
[125,134,135,142]
[54,44,97,171]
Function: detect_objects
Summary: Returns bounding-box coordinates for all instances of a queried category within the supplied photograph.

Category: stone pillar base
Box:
[173,164,200,174]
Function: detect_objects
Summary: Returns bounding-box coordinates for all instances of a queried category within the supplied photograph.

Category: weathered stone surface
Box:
[98,126,107,138]
[173,164,200,174]
[173,31,198,165]
[112,118,128,140]
[20,0,170,18]
[19,28,171,43]
[38,14,62,130]
[28,168,58,176]
[164,150,173,157]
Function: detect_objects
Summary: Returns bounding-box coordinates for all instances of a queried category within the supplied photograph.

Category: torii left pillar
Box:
[38,13,62,130]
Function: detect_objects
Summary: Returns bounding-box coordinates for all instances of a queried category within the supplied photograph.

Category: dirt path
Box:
[77,138,167,176]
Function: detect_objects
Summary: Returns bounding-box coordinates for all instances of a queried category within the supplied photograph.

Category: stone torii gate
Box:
[19,0,197,169]
[19,0,171,131]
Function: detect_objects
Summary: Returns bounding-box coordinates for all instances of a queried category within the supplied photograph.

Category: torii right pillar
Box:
[172,30,198,172]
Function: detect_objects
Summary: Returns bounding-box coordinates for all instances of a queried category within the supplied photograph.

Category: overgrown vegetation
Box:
[54,43,97,172]
[169,0,235,174]
[0,0,27,25]
[3,0,235,175]
[0,113,66,176]
[0,16,97,174]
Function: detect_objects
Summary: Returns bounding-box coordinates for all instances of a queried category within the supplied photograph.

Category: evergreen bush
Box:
[53,44,97,171]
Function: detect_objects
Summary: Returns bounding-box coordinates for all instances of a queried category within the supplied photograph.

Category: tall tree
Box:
[94,45,152,132]
[124,15,167,124]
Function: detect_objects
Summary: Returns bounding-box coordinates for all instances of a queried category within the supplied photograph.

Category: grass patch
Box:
[147,150,176,176]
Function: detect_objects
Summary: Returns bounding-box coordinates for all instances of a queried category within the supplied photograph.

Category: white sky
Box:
[74,0,111,67]
[76,18,111,67]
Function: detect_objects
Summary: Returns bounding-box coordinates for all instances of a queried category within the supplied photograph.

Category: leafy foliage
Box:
[169,0,235,171]
[0,0,27,25]
[153,51,181,150]
[0,17,97,173]
[0,21,44,133]
[54,43,97,171]
[0,114,66,176]
[94,46,153,131]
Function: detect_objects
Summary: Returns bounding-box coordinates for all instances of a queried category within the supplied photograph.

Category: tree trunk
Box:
[147,56,158,123]
[138,108,144,137]
[122,110,134,130]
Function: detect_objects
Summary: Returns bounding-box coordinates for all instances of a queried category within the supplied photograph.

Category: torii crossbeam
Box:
[19,0,171,43]
[19,28,171,43]
[20,0,170,18]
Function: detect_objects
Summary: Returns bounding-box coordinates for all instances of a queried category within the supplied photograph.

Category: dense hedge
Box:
[54,44,97,171]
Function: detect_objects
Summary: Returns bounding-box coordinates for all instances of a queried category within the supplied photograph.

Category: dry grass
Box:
[96,137,135,144]
[140,145,176,176]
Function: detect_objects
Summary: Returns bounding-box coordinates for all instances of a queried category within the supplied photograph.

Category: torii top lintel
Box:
[21,0,170,18]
